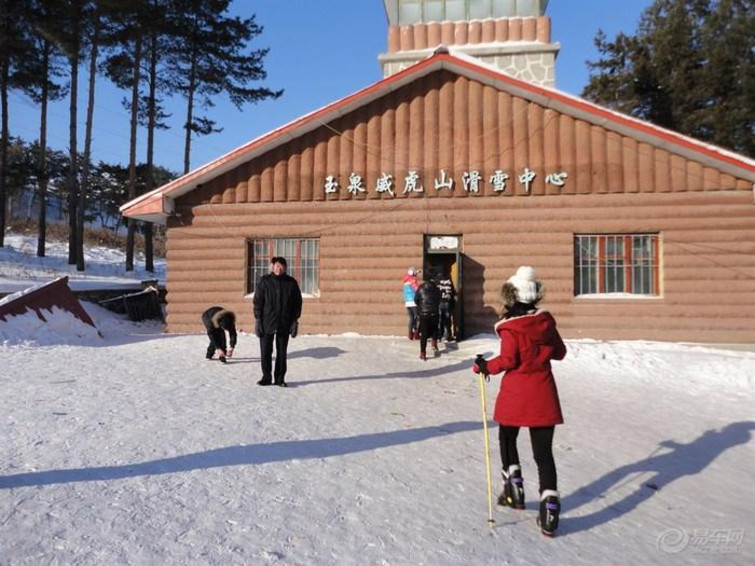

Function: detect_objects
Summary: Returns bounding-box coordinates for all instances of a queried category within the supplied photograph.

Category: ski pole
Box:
[476,354,495,526]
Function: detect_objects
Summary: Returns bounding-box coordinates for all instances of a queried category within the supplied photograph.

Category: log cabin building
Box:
[122,0,755,344]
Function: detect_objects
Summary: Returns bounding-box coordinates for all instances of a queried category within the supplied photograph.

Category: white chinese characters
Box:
[322,167,568,196]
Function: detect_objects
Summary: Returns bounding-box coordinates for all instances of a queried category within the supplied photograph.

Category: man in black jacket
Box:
[253,256,303,386]
[201,306,237,363]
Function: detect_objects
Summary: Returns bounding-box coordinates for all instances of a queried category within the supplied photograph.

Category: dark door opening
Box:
[423,235,463,340]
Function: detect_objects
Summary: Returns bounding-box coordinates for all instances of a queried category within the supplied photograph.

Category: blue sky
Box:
[9,0,654,176]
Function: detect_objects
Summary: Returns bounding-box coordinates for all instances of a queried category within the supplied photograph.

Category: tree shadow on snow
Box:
[0,421,480,489]
[293,357,478,387]
[561,421,755,536]
[287,347,347,360]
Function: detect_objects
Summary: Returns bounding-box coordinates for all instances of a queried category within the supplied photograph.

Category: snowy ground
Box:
[1,232,754,565]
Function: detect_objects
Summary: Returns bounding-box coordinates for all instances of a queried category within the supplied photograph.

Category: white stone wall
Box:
[380,46,558,87]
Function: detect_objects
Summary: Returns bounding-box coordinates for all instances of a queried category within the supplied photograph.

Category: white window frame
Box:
[246,238,320,298]
[574,234,660,297]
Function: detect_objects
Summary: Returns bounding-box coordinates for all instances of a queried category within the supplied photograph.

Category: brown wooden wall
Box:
[168,70,755,343]
[183,70,750,211]
[166,190,755,343]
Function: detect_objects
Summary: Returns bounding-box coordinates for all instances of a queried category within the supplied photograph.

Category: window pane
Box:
[399,0,422,24]
[516,0,539,16]
[604,236,625,293]
[492,0,516,17]
[425,0,444,21]
[631,235,656,294]
[575,236,599,295]
[469,0,492,19]
[446,0,466,20]
[574,233,659,297]
[249,238,319,296]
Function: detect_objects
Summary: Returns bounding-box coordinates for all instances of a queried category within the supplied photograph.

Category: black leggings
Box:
[499,425,557,493]
[418,314,439,353]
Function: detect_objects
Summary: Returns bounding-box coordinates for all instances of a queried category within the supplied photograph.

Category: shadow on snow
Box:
[561,421,755,536]
[0,421,480,489]
[292,357,476,386]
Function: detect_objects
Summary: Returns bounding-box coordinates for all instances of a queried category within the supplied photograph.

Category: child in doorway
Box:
[472,266,567,536]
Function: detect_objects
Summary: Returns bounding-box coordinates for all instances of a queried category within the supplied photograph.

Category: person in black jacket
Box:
[253,256,303,386]
[437,270,456,341]
[414,270,442,360]
[201,306,237,363]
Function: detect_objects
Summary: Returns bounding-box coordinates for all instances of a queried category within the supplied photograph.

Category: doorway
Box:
[423,234,463,340]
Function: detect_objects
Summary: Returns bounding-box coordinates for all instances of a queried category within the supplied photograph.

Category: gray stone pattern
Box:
[381,51,556,87]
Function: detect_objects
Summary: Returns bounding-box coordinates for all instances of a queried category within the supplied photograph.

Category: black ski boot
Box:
[537,490,560,537]
[497,465,525,510]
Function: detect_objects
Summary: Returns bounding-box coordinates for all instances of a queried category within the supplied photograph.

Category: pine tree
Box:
[141,0,174,272]
[102,0,145,271]
[583,0,753,157]
[11,0,69,256]
[0,0,36,247]
[167,0,282,174]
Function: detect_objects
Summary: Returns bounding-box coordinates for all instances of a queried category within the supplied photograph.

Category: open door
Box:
[423,234,464,340]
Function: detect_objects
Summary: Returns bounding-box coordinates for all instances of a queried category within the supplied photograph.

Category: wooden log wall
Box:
[167,70,755,343]
[166,190,755,343]
[183,70,751,212]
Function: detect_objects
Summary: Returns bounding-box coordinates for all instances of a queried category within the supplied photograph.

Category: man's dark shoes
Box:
[275,381,287,387]
[257,379,273,386]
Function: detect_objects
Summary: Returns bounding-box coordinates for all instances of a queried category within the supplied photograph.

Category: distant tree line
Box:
[583,0,754,158]
[5,136,174,236]
[0,0,282,272]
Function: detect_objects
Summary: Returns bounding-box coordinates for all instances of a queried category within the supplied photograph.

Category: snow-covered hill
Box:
[0,232,165,294]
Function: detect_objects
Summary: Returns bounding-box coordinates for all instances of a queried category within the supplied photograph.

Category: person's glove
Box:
[473,358,489,376]
[255,320,263,338]
[290,320,299,338]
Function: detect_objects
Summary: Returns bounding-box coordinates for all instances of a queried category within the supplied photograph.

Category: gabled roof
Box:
[121,50,755,224]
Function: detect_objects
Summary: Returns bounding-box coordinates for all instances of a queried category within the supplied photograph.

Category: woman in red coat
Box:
[473,266,566,536]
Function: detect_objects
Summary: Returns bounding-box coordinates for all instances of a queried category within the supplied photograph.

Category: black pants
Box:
[418,314,439,354]
[206,328,226,358]
[438,301,453,340]
[499,425,557,493]
[260,332,290,384]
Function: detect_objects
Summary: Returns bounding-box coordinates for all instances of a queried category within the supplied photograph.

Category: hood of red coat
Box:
[494,310,558,344]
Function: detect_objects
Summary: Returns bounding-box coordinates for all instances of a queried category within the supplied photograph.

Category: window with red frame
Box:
[247,238,319,296]
[574,234,660,296]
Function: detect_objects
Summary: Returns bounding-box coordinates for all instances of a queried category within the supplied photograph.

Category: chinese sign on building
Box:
[323,168,568,196]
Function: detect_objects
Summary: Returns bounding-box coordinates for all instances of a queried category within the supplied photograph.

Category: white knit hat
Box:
[507,266,541,304]
[407,267,416,275]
